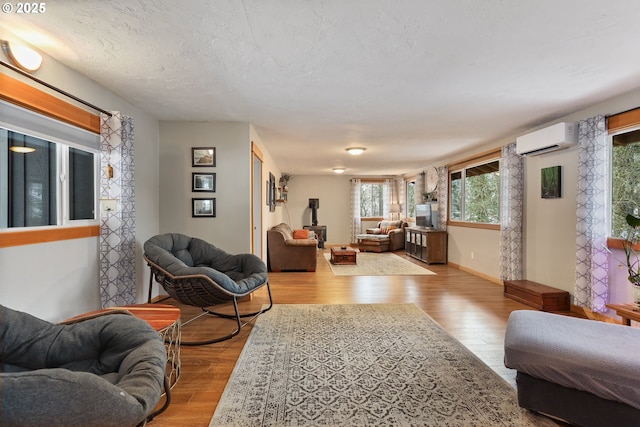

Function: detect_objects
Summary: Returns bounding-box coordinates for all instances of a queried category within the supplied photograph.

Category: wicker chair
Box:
[143,233,272,346]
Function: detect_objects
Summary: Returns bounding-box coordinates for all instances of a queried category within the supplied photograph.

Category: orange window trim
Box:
[607,237,640,251]
[0,73,100,134]
[0,225,100,248]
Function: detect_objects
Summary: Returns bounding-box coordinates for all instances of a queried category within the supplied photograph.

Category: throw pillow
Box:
[293,229,310,239]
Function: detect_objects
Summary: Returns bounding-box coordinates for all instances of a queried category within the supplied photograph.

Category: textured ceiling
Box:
[4,0,640,175]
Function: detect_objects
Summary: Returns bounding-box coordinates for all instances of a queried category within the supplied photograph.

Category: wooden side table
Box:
[330,247,357,265]
[606,303,640,326]
[65,303,181,389]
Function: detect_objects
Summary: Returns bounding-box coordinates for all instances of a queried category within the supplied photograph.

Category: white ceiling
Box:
[4,1,640,175]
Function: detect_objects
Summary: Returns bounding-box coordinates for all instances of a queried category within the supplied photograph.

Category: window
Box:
[611,128,640,238]
[406,179,416,218]
[360,182,384,218]
[1,128,97,228]
[449,158,500,225]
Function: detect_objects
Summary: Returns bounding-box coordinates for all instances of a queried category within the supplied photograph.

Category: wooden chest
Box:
[330,247,357,265]
[504,280,570,312]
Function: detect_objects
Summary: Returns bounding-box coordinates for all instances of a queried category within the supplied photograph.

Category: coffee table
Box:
[330,247,358,265]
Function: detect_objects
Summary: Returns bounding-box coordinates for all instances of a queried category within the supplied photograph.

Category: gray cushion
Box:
[504,310,640,411]
[0,305,166,427]
[144,233,268,295]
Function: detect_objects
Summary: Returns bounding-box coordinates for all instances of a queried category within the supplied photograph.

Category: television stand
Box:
[405,227,447,264]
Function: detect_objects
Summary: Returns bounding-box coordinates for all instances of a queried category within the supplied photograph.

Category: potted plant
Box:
[279,173,293,192]
[623,214,640,305]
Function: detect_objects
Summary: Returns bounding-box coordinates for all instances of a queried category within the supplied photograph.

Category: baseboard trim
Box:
[447,261,502,285]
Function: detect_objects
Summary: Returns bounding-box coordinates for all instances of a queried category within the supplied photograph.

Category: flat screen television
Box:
[415,203,437,229]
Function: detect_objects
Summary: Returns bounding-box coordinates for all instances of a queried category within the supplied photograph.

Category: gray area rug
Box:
[210,304,556,427]
[323,252,436,276]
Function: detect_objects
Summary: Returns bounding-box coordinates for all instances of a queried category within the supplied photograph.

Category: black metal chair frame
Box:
[144,255,273,346]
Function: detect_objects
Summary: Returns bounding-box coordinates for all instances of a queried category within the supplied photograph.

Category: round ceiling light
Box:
[346,147,366,155]
[332,167,346,174]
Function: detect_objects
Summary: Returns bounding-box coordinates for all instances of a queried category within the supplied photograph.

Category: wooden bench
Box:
[503,279,570,312]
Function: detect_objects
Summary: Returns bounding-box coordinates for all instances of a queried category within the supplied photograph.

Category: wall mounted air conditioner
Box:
[516,122,578,156]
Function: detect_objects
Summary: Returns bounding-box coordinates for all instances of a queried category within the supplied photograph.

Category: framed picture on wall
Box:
[192,147,216,167]
[541,166,562,199]
[269,172,276,212]
[192,198,216,217]
[192,172,216,192]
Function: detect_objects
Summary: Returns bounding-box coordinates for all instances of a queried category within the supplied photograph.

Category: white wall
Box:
[284,175,354,245]
[158,121,278,257]
[0,31,160,321]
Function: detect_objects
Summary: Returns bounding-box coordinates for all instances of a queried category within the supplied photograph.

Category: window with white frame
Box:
[360,181,384,218]
[449,158,500,225]
[0,102,100,229]
[406,179,416,218]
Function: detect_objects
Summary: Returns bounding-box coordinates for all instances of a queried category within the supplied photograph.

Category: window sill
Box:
[607,237,640,251]
[0,225,100,248]
[447,220,501,231]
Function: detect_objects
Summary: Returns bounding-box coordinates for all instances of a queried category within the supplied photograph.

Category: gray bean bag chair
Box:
[0,304,167,427]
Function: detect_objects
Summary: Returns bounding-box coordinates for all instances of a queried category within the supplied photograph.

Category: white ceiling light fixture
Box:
[346,147,366,155]
[332,167,346,174]
[1,40,43,72]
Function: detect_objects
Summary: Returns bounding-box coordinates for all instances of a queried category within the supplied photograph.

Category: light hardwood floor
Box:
[149,250,561,427]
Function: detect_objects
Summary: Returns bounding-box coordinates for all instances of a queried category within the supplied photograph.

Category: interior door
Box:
[252,143,263,258]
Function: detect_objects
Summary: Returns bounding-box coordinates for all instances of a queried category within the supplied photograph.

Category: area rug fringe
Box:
[210,304,555,427]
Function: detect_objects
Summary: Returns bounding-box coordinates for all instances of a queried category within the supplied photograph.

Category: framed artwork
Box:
[541,166,562,199]
[192,172,216,192]
[269,172,276,212]
[192,198,216,217]
[192,147,216,167]
[266,180,270,206]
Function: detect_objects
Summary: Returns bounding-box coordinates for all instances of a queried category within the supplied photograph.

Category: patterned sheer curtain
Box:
[435,166,448,231]
[350,178,361,243]
[575,115,609,312]
[415,172,425,206]
[499,143,524,281]
[100,112,136,308]
[399,178,406,218]
[383,179,394,218]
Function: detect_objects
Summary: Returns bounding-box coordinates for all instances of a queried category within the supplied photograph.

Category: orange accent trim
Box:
[608,107,640,134]
[0,73,100,134]
[0,225,100,248]
[607,237,640,251]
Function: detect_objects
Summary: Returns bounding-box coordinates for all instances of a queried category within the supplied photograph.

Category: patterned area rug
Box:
[210,304,556,427]
[323,252,436,276]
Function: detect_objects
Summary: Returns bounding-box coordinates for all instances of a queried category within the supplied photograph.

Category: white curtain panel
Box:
[350,178,361,243]
[499,143,524,281]
[99,112,136,308]
[436,166,448,231]
[575,115,609,312]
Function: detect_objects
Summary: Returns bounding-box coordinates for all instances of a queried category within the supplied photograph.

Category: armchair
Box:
[0,305,167,427]
[358,220,407,252]
[143,233,272,346]
[267,223,318,271]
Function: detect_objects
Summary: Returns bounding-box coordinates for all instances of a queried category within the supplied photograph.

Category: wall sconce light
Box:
[1,40,43,72]
[332,167,346,174]
[100,198,119,213]
[346,147,366,155]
